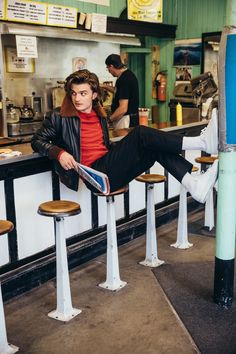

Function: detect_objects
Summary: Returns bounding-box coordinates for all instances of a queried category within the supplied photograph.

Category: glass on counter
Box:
[138,108,151,126]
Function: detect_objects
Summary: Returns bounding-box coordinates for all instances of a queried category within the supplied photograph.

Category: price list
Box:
[47,5,77,28]
[6,0,47,25]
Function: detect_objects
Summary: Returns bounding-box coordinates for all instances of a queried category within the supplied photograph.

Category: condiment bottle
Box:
[176,102,183,126]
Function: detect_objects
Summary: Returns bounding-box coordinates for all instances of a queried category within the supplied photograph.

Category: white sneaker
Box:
[200,108,218,154]
[191,159,218,203]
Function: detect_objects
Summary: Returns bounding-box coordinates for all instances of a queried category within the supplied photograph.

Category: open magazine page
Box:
[74,162,110,195]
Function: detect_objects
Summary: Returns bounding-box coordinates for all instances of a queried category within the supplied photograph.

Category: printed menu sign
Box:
[0,0,5,19]
[6,0,47,25]
[47,5,77,28]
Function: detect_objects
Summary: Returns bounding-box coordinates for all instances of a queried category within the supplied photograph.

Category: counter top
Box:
[109,120,208,142]
[0,143,38,165]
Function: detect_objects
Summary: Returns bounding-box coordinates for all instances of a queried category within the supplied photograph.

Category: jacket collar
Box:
[60,95,77,117]
[59,94,107,119]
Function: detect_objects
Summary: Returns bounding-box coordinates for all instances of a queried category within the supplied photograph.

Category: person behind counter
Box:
[31,69,218,204]
[101,54,139,130]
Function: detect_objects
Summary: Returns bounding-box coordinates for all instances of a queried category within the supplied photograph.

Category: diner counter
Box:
[0,120,208,165]
[0,121,205,300]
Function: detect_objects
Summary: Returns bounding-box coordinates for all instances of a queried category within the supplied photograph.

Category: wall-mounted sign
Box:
[16,35,38,58]
[91,13,107,33]
[6,0,47,25]
[72,57,87,71]
[128,0,163,23]
[5,47,35,73]
[47,4,77,28]
[0,0,5,19]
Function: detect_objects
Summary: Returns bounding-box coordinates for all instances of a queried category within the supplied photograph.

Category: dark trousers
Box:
[91,126,193,193]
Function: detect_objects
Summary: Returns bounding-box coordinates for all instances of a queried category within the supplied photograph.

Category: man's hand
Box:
[58,151,77,170]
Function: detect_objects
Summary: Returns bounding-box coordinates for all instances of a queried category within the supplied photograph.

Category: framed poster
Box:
[128,0,163,23]
[72,57,87,71]
[5,47,35,73]
[173,40,201,66]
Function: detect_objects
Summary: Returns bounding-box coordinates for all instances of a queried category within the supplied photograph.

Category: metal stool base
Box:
[48,308,82,322]
[0,344,19,354]
[139,258,165,267]
[170,241,193,250]
[98,280,127,291]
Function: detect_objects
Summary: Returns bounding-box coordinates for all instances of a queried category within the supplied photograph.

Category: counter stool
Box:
[195,156,218,231]
[171,166,199,249]
[94,186,128,291]
[135,174,166,267]
[38,200,81,322]
[0,220,19,354]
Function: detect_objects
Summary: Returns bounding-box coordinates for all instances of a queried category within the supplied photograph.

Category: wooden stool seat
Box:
[135,174,166,184]
[0,220,14,236]
[38,200,81,217]
[195,156,218,165]
[94,186,128,197]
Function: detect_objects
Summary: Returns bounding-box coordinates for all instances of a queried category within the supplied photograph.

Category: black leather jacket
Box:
[31,107,111,191]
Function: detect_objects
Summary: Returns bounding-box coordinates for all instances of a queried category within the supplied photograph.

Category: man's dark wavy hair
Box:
[64,69,101,98]
[64,69,107,118]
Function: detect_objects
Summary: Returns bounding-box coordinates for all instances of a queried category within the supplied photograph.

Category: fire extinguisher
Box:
[155,71,167,101]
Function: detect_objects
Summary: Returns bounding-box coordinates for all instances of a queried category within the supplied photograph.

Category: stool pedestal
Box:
[171,185,193,249]
[140,183,164,267]
[135,174,166,267]
[0,284,19,354]
[99,195,127,291]
[171,166,198,249]
[0,220,19,354]
[204,189,214,231]
[48,217,81,322]
[195,156,218,231]
[38,200,81,322]
[95,187,128,291]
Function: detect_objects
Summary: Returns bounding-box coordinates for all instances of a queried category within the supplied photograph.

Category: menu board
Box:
[6,0,47,25]
[47,5,77,28]
[5,0,77,28]
[0,0,5,19]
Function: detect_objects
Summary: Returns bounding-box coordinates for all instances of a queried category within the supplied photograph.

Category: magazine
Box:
[74,162,110,195]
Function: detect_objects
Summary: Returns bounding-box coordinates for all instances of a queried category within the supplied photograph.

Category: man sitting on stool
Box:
[31,69,218,204]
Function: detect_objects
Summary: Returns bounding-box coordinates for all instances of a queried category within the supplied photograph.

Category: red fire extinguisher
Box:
[155,71,167,101]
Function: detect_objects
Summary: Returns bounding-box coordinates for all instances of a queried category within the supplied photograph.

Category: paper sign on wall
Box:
[6,0,47,25]
[47,4,77,28]
[16,35,38,58]
[91,13,107,33]
[0,0,5,19]
[5,47,35,73]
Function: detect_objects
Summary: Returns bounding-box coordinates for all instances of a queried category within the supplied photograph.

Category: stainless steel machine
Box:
[169,83,201,125]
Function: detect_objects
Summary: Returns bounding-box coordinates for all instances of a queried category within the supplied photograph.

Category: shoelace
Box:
[200,127,207,135]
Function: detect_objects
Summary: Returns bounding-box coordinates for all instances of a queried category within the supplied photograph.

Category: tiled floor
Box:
[3,210,215,354]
